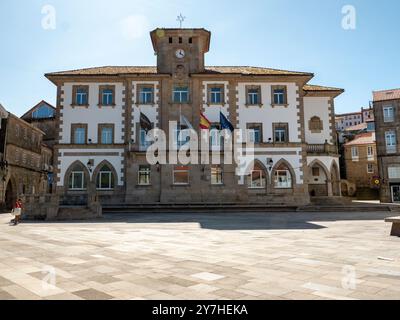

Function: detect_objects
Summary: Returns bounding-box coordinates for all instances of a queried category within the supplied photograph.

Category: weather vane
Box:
[177,13,186,28]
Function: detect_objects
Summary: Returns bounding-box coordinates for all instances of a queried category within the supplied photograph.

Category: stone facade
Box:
[343,132,379,198]
[0,105,53,210]
[45,28,343,206]
[373,89,400,203]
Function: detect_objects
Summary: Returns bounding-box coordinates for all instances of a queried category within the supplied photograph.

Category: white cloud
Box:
[118,14,150,40]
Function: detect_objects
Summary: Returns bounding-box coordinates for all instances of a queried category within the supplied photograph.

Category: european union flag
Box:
[220,112,234,132]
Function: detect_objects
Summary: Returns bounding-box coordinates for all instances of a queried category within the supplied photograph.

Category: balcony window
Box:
[140,129,153,151]
[247,124,262,144]
[100,87,115,106]
[273,123,288,143]
[247,88,260,105]
[71,125,87,144]
[100,125,114,144]
[272,86,287,105]
[73,86,89,106]
[367,164,374,174]
[209,87,223,104]
[351,147,359,160]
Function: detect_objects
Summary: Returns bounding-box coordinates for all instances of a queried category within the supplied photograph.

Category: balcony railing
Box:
[306,143,337,154]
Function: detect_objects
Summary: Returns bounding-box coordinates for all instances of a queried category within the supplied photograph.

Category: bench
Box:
[385,216,400,237]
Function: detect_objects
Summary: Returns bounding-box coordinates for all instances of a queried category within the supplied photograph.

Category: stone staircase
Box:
[56,205,102,221]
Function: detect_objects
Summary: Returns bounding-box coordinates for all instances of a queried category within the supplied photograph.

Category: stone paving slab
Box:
[0,211,399,300]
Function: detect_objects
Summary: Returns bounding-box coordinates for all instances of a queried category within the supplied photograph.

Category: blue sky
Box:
[1,0,399,116]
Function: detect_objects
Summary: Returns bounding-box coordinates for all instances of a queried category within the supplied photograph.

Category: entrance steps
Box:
[103,203,298,213]
[103,202,398,214]
[55,206,102,221]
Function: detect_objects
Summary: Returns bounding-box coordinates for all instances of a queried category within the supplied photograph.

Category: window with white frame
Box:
[101,89,114,106]
[138,165,151,185]
[274,125,288,143]
[247,125,262,144]
[383,106,394,122]
[247,164,266,189]
[367,145,374,160]
[388,167,400,179]
[210,87,223,104]
[173,166,189,185]
[247,88,260,105]
[273,88,286,105]
[76,88,88,105]
[73,127,86,144]
[274,169,292,189]
[139,87,154,104]
[367,164,374,174]
[96,165,114,190]
[385,131,397,153]
[140,129,153,151]
[210,124,222,147]
[69,171,85,190]
[173,87,189,103]
[100,126,113,144]
[211,165,223,185]
[351,146,359,159]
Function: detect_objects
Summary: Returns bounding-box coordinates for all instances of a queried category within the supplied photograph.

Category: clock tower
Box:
[150,28,211,75]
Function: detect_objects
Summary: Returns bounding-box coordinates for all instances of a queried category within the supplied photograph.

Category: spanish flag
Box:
[200,112,211,130]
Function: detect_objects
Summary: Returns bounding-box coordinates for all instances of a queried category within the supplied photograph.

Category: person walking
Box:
[12,199,23,225]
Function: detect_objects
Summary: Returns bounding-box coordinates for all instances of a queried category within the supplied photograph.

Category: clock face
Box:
[175,49,185,59]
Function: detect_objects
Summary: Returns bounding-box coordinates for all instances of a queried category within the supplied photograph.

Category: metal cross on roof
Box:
[177,13,186,28]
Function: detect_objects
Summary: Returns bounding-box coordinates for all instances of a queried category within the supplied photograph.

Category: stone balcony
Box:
[306,143,338,155]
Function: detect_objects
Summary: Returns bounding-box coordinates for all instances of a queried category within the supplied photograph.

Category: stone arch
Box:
[245,158,269,189]
[330,160,341,196]
[308,159,330,197]
[4,174,18,210]
[271,158,297,188]
[64,160,90,191]
[92,160,118,190]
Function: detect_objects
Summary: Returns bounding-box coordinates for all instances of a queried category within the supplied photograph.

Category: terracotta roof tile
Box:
[45,66,313,77]
[373,88,400,102]
[344,132,376,146]
[303,84,344,92]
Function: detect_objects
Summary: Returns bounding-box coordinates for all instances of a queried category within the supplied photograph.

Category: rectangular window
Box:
[211,165,223,185]
[74,86,89,106]
[351,147,359,159]
[97,171,113,190]
[69,171,84,190]
[367,164,374,174]
[383,106,394,122]
[367,145,374,160]
[173,87,189,103]
[99,125,114,144]
[271,85,287,105]
[72,125,87,144]
[388,167,400,179]
[385,131,397,153]
[138,165,151,185]
[99,86,115,106]
[274,124,288,143]
[210,124,222,148]
[248,170,266,189]
[139,86,154,104]
[173,166,189,185]
[175,128,191,148]
[209,86,223,104]
[247,87,260,105]
[247,124,262,144]
[312,167,320,176]
[274,170,292,189]
[140,129,153,151]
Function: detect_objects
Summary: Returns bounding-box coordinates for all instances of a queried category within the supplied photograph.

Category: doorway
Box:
[5,180,15,211]
[391,185,400,203]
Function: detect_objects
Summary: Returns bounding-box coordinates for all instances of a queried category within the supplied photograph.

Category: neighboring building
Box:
[343,132,379,199]
[45,27,343,206]
[21,100,56,147]
[335,106,374,143]
[0,103,53,210]
[373,88,400,203]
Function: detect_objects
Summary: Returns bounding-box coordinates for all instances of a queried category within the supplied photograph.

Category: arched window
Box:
[96,165,115,190]
[274,164,292,189]
[309,116,323,133]
[247,163,266,189]
[69,163,87,190]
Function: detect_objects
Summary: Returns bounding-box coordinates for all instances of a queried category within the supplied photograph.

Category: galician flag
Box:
[200,112,211,130]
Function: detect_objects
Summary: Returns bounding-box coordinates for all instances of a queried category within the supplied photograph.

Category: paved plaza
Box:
[0,210,399,300]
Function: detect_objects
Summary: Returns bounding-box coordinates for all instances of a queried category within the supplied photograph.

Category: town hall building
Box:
[45,28,343,206]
